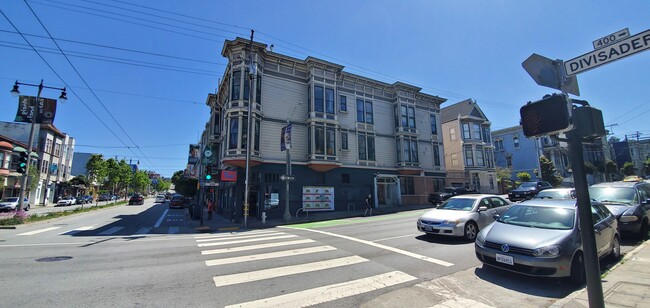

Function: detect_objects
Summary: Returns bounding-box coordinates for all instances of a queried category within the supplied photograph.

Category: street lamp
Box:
[10,80,67,212]
[283,102,304,222]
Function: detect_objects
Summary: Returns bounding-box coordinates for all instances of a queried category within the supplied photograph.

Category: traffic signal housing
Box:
[17,151,29,174]
[205,165,212,180]
[520,93,573,138]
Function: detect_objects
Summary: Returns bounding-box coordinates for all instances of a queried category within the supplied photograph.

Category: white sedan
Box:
[417,194,511,241]
[57,196,76,206]
[154,194,166,203]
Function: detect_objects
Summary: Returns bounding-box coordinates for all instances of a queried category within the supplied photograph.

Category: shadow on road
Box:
[415,234,473,245]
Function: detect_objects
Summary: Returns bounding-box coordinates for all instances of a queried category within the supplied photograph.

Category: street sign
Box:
[280,174,295,182]
[593,28,629,50]
[15,95,57,124]
[204,182,219,187]
[281,124,292,151]
[522,54,580,96]
[565,29,650,76]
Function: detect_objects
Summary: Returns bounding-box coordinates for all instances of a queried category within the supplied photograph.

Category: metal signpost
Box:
[281,122,293,222]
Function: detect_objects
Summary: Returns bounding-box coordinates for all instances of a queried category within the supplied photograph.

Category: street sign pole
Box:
[283,121,292,222]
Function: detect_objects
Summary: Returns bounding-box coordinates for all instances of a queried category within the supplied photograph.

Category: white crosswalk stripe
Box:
[194,230,281,240]
[201,239,315,255]
[197,234,297,247]
[213,256,368,287]
[205,245,336,266]
[60,225,96,235]
[135,227,152,234]
[225,271,417,308]
[18,227,61,236]
[98,227,123,235]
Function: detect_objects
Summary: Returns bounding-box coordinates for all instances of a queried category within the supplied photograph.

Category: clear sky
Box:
[0,0,648,177]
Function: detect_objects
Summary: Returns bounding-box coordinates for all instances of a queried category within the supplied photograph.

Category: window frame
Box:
[430,114,437,134]
[462,123,471,139]
[339,95,347,112]
[341,132,349,150]
[465,149,474,166]
[314,85,324,113]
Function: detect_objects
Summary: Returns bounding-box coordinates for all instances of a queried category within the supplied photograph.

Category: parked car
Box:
[508,181,553,202]
[75,195,93,204]
[589,181,650,239]
[169,194,184,209]
[165,192,173,200]
[428,187,479,205]
[475,199,620,285]
[154,194,166,203]
[57,196,76,206]
[128,194,144,205]
[98,194,111,201]
[623,175,644,183]
[417,194,511,240]
[0,197,30,211]
[533,188,576,200]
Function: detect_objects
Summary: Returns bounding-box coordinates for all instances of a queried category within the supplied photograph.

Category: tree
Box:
[69,175,90,187]
[645,158,650,175]
[132,170,150,193]
[154,179,171,192]
[517,172,532,182]
[540,155,562,187]
[105,158,120,194]
[496,167,512,182]
[171,170,184,186]
[27,165,40,193]
[622,162,635,176]
[608,136,620,144]
[86,154,107,188]
[605,160,619,181]
[174,177,198,197]
[117,160,133,197]
[583,162,598,175]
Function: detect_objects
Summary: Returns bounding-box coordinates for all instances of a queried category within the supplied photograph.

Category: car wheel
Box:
[568,253,585,286]
[609,235,621,261]
[639,219,649,240]
[464,221,478,241]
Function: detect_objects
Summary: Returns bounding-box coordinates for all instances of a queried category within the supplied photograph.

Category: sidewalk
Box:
[551,240,650,307]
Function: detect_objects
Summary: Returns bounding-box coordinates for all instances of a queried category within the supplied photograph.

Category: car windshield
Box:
[1,198,19,202]
[534,190,571,199]
[498,205,575,230]
[589,187,636,205]
[518,182,537,188]
[444,188,456,193]
[437,198,475,211]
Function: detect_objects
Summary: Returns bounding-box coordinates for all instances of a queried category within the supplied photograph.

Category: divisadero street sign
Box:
[565,29,650,76]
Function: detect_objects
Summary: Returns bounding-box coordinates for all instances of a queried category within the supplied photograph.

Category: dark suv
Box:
[589,181,650,239]
[508,181,552,202]
[428,187,478,205]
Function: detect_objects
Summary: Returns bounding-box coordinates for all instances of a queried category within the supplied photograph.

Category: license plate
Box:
[424,226,433,232]
[515,194,520,198]
[496,253,514,265]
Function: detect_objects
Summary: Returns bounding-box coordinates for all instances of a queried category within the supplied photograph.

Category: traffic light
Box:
[17,151,29,174]
[520,93,573,138]
[205,165,212,180]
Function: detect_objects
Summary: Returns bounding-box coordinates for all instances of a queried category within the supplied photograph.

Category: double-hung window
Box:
[472,124,481,140]
[397,138,419,163]
[339,95,347,111]
[462,123,471,139]
[430,114,437,134]
[231,70,241,100]
[325,88,335,114]
[341,132,348,150]
[513,134,520,149]
[407,106,415,128]
[433,145,441,166]
[357,99,374,124]
[314,85,324,112]
[357,134,375,161]
[465,149,474,166]
[476,150,485,167]
[400,106,416,128]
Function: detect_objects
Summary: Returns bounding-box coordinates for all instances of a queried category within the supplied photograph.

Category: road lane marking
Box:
[154,209,169,227]
[201,239,315,255]
[205,245,336,266]
[135,227,152,234]
[197,235,298,247]
[213,255,368,287]
[373,234,418,242]
[168,227,179,234]
[195,232,285,242]
[281,227,453,267]
[0,242,92,247]
[98,227,123,235]
[17,227,61,236]
[225,271,417,308]
[60,225,96,235]
[194,230,279,240]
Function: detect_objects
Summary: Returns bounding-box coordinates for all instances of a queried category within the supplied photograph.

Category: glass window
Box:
[314,85,324,112]
[254,120,260,151]
[430,114,437,134]
[465,149,474,166]
[243,73,250,100]
[325,88,335,114]
[473,123,481,140]
[256,76,262,104]
[229,117,238,149]
[401,106,408,127]
[433,145,440,166]
[367,136,375,161]
[0,152,5,169]
[396,139,401,162]
[339,95,347,111]
[451,153,458,167]
[476,150,485,166]
[407,107,416,128]
[403,140,410,162]
[410,140,418,162]
[463,123,471,139]
[365,101,373,124]
[231,70,240,100]
[241,117,248,149]
[450,128,456,141]
[326,128,336,155]
[341,132,348,150]
[513,134,520,148]
[315,126,324,154]
[358,135,366,160]
[356,99,365,122]
[482,126,490,143]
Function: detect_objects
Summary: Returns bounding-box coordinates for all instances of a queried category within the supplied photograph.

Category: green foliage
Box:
[496,167,512,182]
[86,154,107,185]
[622,162,635,176]
[105,158,120,191]
[27,165,39,192]
[517,172,532,182]
[133,170,151,192]
[539,155,562,187]
[174,177,198,197]
[645,158,650,175]
[171,170,184,186]
[584,162,598,175]
[70,175,89,186]
[154,179,171,192]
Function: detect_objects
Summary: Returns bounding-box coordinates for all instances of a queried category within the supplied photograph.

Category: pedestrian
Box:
[364,193,373,216]
[207,198,214,220]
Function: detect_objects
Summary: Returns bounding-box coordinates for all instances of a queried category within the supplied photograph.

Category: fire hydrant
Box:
[262,212,267,224]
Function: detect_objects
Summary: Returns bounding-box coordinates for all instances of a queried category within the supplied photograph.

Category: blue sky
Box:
[0,0,648,177]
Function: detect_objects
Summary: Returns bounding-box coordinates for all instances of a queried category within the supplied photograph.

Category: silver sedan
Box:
[417,194,511,241]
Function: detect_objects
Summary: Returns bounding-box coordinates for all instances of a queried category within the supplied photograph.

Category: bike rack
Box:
[296,208,309,220]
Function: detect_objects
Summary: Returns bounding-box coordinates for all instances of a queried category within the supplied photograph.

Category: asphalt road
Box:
[0,203,640,307]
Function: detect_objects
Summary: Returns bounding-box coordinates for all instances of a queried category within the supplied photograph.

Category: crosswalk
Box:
[13,225,184,237]
[194,229,433,307]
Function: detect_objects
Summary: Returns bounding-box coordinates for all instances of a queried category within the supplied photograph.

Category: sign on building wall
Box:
[220,170,237,182]
[188,144,200,164]
[302,186,334,211]
[15,95,57,124]
[281,124,292,151]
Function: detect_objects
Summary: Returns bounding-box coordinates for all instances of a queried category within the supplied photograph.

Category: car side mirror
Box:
[642,199,650,205]
[478,206,488,212]
[493,214,500,220]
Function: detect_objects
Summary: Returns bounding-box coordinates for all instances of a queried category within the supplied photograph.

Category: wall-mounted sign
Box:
[302,186,334,212]
[188,144,200,164]
[220,170,237,182]
[15,95,57,124]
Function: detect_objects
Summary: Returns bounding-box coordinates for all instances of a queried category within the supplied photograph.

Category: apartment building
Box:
[199,37,448,221]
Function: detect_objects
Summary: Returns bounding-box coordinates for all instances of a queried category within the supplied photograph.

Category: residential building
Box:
[198,37,448,222]
[440,99,497,193]
[71,152,95,177]
[614,135,650,177]
[0,121,75,205]
[492,125,543,181]
[0,135,38,199]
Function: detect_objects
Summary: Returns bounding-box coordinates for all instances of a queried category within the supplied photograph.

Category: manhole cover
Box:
[36,256,73,262]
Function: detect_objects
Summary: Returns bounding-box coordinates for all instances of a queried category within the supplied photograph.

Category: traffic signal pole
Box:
[17,82,43,212]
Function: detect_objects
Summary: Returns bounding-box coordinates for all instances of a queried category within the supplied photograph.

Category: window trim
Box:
[339,95,347,112]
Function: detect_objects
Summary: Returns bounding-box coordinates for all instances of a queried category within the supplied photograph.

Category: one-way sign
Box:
[280,174,295,182]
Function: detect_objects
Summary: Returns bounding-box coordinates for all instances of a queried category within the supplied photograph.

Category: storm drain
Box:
[36,256,73,262]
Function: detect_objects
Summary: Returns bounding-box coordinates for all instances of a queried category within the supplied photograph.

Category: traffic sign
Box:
[522,53,580,96]
[280,174,295,182]
[593,28,629,50]
[565,29,650,76]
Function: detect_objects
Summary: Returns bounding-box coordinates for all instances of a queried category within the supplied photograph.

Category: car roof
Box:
[538,188,574,192]
[448,194,503,200]
[591,181,646,188]
[518,199,578,208]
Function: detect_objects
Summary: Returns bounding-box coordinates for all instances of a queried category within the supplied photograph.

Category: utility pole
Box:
[243,29,255,229]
